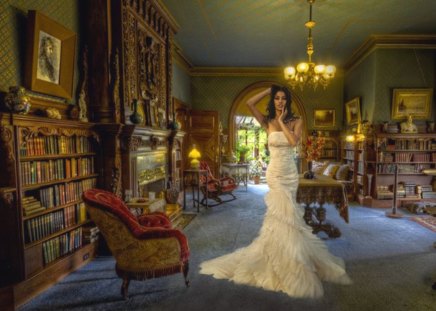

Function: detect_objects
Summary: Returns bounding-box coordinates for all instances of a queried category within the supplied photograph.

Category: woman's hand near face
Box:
[278,107,287,124]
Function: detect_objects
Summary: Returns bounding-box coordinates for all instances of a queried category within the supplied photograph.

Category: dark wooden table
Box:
[297,174,349,238]
[183,169,208,212]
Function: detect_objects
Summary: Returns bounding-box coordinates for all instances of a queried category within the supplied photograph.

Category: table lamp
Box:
[188,145,201,169]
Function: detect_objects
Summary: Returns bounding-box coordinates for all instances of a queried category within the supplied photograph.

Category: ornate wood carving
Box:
[111,49,121,123]
[0,190,14,209]
[0,126,16,186]
[122,7,138,119]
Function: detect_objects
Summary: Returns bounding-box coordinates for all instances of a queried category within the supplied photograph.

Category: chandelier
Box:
[284,0,336,90]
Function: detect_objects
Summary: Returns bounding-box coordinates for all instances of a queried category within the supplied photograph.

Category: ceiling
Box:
[160,0,436,68]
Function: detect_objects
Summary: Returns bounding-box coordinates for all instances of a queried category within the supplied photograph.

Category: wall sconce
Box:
[188,144,201,169]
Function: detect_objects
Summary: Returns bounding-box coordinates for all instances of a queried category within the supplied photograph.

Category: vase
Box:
[129,99,143,124]
[304,161,315,179]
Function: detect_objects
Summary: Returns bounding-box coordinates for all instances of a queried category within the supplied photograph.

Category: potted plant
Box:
[236,144,250,163]
[249,159,264,184]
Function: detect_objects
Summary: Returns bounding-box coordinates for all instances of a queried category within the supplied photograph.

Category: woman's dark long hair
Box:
[266,84,295,123]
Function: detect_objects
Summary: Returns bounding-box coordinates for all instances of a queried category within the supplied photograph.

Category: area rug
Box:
[174,212,196,230]
[409,215,436,232]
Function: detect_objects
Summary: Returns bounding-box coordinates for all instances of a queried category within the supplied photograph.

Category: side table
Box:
[221,163,249,191]
[183,169,208,212]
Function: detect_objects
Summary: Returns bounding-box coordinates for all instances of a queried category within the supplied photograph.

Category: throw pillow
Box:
[335,164,350,180]
[312,160,329,174]
[323,163,340,178]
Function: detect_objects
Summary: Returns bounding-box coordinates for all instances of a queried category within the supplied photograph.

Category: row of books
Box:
[20,135,94,156]
[376,183,435,200]
[42,228,83,265]
[376,163,432,174]
[385,139,435,151]
[25,203,87,243]
[36,178,96,208]
[20,157,94,186]
[25,210,65,243]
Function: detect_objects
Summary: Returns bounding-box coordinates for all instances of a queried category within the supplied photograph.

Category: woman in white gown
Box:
[199,85,351,298]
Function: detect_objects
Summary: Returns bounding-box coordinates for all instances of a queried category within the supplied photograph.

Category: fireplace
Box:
[121,125,170,199]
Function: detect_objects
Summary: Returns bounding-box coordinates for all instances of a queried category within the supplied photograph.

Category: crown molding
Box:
[190,67,282,77]
[172,43,193,73]
[344,34,436,72]
[155,0,180,33]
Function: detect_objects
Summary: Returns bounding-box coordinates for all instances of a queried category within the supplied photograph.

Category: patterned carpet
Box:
[174,213,197,230]
[410,215,436,232]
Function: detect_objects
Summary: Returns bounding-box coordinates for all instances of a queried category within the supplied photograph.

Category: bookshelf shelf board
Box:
[20,152,96,161]
[22,174,98,190]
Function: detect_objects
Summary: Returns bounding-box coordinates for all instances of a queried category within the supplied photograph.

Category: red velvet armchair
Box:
[82,189,190,299]
[199,161,238,207]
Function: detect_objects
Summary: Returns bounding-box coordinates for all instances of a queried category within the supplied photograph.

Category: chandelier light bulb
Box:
[284,66,296,78]
[325,65,336,75]
[297,62,309,73]
[314,64,325,74]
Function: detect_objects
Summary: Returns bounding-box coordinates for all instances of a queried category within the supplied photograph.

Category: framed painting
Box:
[313,109,335,128]
[345,97,361,125]
[391,88,433,120]
[25,10,77,99]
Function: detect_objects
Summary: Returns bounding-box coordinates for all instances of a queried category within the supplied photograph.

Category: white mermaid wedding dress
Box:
[199,131,351,298]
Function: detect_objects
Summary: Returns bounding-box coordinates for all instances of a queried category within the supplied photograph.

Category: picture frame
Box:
[345,97,361,125]
[391,88,433,120]
[25,10,77,99]
[313,109,335,128]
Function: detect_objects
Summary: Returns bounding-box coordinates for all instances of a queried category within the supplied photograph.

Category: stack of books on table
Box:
[420,185,436,199]
[376,186,394,200]
[126,197,166,215]
[82,226,99,244]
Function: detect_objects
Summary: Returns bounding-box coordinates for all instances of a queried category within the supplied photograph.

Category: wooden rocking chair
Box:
[199,161,238,207]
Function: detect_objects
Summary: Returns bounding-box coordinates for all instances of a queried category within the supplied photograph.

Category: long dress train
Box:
[199,131,351,298]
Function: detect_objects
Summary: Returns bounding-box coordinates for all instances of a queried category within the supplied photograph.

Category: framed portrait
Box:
[313,109,335,128]
[25,10,76,99]
[391,88,433,120]
[345,97,361,125]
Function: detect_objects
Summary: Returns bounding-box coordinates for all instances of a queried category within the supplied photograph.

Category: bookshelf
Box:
[364,132,436,207]
[340,137,357,198]
[320,137,339,161]
[0,113,99,307]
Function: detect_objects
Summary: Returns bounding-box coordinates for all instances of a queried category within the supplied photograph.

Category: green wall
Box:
[188,73,344,131]
[345,49,435,125]
[0,0,80,101]
[172,62,192,106]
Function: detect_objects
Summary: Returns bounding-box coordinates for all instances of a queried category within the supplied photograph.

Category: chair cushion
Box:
[335,164,350,181]
[323,163,341,178]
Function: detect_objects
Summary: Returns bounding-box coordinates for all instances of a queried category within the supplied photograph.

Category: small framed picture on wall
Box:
[345,97,361,125]
[313,109,335,128]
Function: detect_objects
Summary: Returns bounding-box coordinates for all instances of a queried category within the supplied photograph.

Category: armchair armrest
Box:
[130,226,190,260]
[137,212,172,228]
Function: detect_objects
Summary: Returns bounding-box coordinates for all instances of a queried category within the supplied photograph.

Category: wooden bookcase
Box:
[0,113,99,307]
[340,137,357,198]
[363,132,436,207]
[320,137,339,161]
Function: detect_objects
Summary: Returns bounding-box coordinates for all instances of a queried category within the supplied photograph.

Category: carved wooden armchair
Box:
[199,161,237,207]
[82,189,190,299]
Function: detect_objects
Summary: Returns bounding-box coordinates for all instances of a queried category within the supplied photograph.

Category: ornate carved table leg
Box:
[303,202,314,226]
[312,202,341,238]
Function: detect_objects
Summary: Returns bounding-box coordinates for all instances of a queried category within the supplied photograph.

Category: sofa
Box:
[311,161,354,199]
